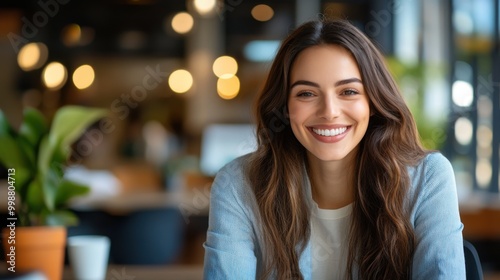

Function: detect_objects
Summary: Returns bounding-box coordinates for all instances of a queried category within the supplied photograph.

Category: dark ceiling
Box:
[0,0,380,60]
[0,0,302,59]
[2,0,187,57]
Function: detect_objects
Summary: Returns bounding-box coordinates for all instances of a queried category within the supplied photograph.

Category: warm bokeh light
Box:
[171,12,194,34]
[217,75,240,100]
[42,62,67,90]
[17,42,48,71]
[452,80,473,107]
[476,159,492,188]
[61,23,82,46]
[212,56,238,78]
[477,125,493,148]
[454,117,473,146]
[193,0,216,15]
[168,69,193,94]
[251,4,274,22]
[477,95,493,118]
[72,64,95,90]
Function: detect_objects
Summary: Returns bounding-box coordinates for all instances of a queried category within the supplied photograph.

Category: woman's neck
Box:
[307,151,356,210]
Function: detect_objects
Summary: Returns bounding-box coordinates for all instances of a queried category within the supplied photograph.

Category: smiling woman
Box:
[203,19,465,280]
[288,45,370,165]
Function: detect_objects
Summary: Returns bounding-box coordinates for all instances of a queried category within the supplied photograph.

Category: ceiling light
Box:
[169,69,193,94]
[61,24,81,47]
[194,0,217,15]
[17,42,48,71]
[251,4,274,22]
[217,75,240,100]
[171,12,194,34]
[212,56,238,78]
[42,62,67,90]
[73,65,95,90]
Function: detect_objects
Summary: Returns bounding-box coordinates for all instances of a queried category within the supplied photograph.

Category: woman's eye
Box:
[297,91,314,97]
[342,89,359,96]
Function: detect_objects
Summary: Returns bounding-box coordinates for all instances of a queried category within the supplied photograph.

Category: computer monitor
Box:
[200,124,257,176]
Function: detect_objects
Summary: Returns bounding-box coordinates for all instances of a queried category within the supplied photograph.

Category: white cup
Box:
[67,235,110,280]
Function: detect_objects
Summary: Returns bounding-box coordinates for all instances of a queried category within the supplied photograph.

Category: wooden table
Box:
[459,192,500,239]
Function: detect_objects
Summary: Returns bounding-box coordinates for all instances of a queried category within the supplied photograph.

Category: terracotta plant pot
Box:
[2,226,67,280]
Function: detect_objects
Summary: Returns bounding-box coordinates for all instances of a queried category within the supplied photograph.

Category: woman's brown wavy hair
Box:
[247,19,427,279]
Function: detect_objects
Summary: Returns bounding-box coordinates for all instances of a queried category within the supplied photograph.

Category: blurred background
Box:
[0,0,499,278]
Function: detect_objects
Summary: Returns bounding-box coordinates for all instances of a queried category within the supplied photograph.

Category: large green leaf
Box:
[55,179,90,208]
[39,106,106,176]
[49,105,106,151]
[37,137,75,180]
[25,177,45,215]
[0,134,28,170]
[0,111,29,170]
[0,110,17,137]
[18,137,36,170]
[41,166,61,211]
[44,210,79,226]
[18,108,47,149]
[37,136,51,179]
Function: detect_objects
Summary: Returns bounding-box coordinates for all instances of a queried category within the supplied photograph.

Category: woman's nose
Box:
[317,95,341,120]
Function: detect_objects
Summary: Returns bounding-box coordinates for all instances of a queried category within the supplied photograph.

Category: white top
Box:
[311,202,352,280]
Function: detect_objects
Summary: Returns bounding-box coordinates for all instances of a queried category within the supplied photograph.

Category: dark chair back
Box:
[464,240,483,280]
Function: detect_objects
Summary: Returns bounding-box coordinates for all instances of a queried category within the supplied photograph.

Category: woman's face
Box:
[287,44,370,163]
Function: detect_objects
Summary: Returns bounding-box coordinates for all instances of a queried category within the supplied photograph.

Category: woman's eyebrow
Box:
[290,80,319,89]
[335,77,362,87]
[290,77,363,89]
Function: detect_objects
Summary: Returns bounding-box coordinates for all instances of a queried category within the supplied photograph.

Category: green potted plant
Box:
[0,105,107,280]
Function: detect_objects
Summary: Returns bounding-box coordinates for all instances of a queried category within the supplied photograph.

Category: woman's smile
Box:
[309,126,351,143]
[288,45,371,162]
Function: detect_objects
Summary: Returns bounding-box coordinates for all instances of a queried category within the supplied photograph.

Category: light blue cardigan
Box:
[203,152,465,279]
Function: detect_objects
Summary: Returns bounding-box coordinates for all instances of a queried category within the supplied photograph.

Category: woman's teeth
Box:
[312,127,347,137]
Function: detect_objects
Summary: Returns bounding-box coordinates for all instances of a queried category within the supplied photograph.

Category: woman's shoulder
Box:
[215,153,252,181]
[421,151,453,169]
[211,153,254,197]
[408,151,456,204]
[411,151,454,179]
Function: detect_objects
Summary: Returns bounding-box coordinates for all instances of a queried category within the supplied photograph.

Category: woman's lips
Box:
[308,126,351,143]
[312,126,348,137]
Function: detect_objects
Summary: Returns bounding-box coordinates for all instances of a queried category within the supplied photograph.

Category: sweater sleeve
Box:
[411,153,466,279]
[203,159,259,280]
